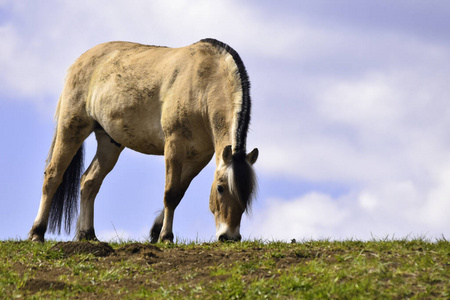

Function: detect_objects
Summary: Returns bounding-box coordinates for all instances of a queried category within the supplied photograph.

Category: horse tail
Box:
[47,100,85,235]
[150,210,164,243]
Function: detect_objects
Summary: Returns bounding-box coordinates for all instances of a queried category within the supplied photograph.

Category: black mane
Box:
[201,39,256,211]
[200,38,251,156]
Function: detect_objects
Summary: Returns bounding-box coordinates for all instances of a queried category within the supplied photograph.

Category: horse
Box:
[28,38,258,243]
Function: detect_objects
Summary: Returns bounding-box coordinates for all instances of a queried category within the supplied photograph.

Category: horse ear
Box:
[222,145,233,164]
[246,148,259,165]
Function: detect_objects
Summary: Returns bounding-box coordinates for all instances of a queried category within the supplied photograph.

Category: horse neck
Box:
[207,66,245,165]
[213,137,232,166]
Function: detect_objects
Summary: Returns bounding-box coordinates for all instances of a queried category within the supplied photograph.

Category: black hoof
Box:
[76,229,98,241]
[29,225,46,242]
[160,232,174,243]
[29,234,45,243]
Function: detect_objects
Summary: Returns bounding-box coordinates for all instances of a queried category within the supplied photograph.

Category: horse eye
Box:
[217,185,224,194]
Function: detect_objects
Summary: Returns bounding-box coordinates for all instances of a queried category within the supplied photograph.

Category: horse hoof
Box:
[29,225,46,242]
[76,229,98,241]
[29,234,45,243]
[159,232,174,243]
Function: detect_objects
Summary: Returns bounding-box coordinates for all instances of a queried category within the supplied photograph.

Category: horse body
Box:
[69,41,216,155]
[29,39,258,243]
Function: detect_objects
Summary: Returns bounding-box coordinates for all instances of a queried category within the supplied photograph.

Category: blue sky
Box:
[1,0,449,242]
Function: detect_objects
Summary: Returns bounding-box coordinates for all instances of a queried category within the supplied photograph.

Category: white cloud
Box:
[422,166,450,229]
[247,64,450,240]
[245,193,349,240]
[0,0,297,107]
[244,21,450,240]
[255,54,450,182]
[245,179,450,241]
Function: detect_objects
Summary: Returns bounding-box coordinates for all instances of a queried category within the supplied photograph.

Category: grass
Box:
[0,238,448,299]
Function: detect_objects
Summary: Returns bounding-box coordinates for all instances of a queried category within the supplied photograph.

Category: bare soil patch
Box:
[20,241,278,297]
[51,241,114,257]
[23,279,69,294]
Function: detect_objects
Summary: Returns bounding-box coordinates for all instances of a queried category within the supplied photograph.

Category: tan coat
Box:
[29,40,258,243]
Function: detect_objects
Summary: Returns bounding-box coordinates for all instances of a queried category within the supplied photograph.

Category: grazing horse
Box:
[28,39,258,243]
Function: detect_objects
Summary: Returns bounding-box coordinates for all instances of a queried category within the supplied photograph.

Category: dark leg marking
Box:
[110,138,122,148]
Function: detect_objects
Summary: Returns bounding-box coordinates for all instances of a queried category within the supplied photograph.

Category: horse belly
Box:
[109,118,165,155]
[91,90,166,155]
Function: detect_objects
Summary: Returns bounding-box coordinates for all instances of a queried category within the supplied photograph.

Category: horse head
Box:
[210,145,258,241]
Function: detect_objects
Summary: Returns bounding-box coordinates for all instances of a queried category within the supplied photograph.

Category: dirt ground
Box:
[8,240,449,299]
[18,241,298,298]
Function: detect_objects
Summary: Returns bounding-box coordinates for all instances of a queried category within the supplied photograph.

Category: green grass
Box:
[0,238,448,299]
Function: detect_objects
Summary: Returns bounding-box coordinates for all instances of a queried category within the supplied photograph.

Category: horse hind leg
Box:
[76,129,124,241]
[29,117,94,242]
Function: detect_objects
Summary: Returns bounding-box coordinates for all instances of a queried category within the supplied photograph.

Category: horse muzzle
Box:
[216,223,241,242]
[218,233,242,242]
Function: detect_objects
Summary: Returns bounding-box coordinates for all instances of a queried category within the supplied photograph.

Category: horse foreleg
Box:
[159,164,184,242]
[157,138,213,243]
[76,130,123,241]
[155,136,188,242]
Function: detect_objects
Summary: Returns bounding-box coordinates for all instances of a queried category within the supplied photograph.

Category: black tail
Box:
[150,210,164,243]
[48,144,85,234]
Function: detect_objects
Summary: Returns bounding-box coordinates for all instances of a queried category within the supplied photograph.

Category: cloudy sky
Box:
[1,0,449,242]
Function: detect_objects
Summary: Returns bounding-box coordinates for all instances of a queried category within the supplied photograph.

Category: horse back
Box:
[61,41,235,155]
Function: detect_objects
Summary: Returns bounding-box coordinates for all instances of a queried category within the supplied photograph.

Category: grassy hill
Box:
[1,238,448,299]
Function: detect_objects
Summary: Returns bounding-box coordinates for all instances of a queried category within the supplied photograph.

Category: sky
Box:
[1,0,449,242]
